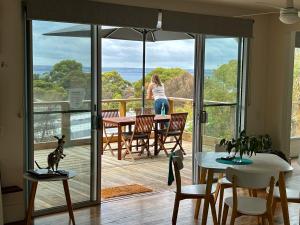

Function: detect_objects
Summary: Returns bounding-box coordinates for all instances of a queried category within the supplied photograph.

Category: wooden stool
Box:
[24,170,76,225]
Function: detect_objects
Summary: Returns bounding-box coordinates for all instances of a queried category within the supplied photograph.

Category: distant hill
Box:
[33,65,213,82]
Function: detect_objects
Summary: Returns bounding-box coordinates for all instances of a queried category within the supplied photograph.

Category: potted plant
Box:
[219,130,271,163]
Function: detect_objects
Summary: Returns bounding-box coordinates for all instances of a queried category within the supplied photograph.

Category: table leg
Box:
[278,171,290,225]
[118,124,122,160]
[26,181,38,225]
[154,122,158,155]
[62,180,75,225]
[195,168,207,219]
[201,169,214,225]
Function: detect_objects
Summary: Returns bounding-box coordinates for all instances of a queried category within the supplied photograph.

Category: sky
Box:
[32,20,238,70]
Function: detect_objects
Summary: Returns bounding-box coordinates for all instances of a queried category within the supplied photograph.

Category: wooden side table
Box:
[24,170,76,225]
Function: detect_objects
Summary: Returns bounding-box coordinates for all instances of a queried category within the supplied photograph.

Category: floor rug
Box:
[101,184,153,199]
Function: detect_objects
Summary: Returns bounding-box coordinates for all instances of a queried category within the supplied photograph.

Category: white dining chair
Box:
[270,156,300,215]
[214,144,232,223]
[171,150,218,225]
[222,167,278,225]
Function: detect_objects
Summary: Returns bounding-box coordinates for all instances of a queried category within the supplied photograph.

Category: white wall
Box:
[264,15,300,157]
[0,0,25,223]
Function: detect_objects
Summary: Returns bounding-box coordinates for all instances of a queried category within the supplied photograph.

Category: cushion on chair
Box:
[179,184,216,196]
[218,177,231,185]
[224,196,267,216]
[271,186,300,200]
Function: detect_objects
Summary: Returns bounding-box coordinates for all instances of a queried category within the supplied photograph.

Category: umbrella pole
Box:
[142,29,146,113]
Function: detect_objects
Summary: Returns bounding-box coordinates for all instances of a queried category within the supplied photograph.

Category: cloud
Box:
[33,21,239,70]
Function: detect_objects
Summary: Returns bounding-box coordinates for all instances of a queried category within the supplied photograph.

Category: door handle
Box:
[200,110,208,123]
[92,115,102,130]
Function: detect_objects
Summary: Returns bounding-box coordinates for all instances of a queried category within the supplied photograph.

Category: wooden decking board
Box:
[34,141,193,210]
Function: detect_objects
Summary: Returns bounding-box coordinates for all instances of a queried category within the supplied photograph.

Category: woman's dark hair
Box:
[152,74,162,86]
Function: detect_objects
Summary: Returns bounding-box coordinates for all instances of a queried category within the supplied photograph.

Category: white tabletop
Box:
[24,170,76,182]
[196,152,293,173]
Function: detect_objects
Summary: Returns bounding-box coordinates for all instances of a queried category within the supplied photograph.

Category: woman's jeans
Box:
[154,98,169,128]
[154,98,169,115]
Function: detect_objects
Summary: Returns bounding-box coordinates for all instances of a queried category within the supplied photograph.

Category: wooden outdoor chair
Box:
[157,112,188,156]
[134,107,154,115]
[121,114,155,160]
[172,150,217,225]
[222,167,277,225]
[102,109,119,156]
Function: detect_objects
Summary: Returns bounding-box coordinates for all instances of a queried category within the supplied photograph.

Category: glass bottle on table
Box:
[161,103,165,117]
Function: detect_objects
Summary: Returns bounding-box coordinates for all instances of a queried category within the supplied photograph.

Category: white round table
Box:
[24,170,77,225]
[195,152,293,225]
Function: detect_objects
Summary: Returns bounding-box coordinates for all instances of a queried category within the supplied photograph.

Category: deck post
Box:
[61,102,71,145]
[119,101,127,117]
[168,98,174,114]
[230,105,236,137]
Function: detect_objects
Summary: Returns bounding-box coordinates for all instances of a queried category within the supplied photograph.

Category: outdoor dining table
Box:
[195,152,293,225]
[102,115,170,160]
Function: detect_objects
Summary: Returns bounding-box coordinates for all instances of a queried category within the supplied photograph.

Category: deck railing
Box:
[33,97,237,150]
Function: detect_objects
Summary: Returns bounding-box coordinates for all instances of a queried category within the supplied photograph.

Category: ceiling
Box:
[92,0,299,17]
[182,0,300,11]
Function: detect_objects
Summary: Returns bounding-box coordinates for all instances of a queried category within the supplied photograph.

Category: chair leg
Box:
[230,213,236,225]
[194,199,202,219]
[122,138,135,161]
[218,186,225,224]
[146,138,151,157]
[267,211,274,225]
[248,188,252,197]
[272,198,278,215]
[175,136,186,155]
[209,196,218,225]
[159,136,169,156]
[229,209,237,225]
[261,216,266,225]
[221,203,229,225]
[172,196,180,225]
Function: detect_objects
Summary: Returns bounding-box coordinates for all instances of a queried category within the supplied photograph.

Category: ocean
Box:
[33,65,213,82]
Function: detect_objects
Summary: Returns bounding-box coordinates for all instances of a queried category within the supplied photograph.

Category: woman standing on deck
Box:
[147,74,169,115]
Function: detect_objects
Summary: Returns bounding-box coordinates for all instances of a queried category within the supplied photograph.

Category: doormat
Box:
[101,184,153,199]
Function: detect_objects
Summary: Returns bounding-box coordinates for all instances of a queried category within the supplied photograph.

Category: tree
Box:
[203,60,238,138]
[291,49,300,136]
[33,60,91,101]
[204,60,238,102]
[102,71,133,99]
[133,67,189,97]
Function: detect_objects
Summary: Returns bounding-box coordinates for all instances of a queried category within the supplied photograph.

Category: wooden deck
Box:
[34,140,195,211]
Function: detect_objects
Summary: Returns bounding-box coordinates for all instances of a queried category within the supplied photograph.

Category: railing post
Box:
[61,102,71,146]
[168,98,174,114]
[119,101,127,117]
[230,105,236,137]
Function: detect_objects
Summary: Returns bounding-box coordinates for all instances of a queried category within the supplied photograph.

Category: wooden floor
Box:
[32,150,300,224]
[33,183,300,225]
[34,141,195,210]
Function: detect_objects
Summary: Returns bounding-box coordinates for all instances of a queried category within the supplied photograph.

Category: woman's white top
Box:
[152,83,167,100]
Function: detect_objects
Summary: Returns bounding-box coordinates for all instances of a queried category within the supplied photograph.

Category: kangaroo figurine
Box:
[35,135,66,171]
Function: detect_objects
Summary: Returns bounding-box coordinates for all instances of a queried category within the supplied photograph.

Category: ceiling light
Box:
[279,9,300,24]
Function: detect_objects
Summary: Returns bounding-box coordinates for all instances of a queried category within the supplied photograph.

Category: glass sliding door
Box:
[200,36,244,151]
[30,20,97,211]
[145,34,195,188]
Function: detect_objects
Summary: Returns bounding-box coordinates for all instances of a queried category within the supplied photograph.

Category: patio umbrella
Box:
[44,25,194,109]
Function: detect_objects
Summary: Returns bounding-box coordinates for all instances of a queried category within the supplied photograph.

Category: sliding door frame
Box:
[192,34,205,184]
[192,35,248,184]
[24,20,100,216]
